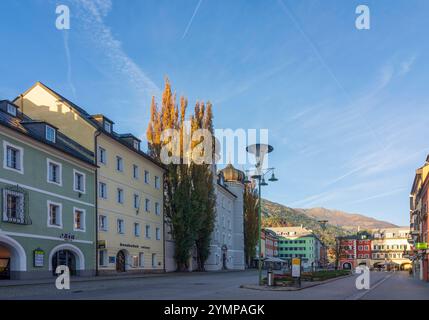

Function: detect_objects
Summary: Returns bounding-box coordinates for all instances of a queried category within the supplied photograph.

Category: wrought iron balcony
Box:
[2,215,32,225]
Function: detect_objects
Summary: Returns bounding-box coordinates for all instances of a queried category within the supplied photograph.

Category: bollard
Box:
[267,269,274,286]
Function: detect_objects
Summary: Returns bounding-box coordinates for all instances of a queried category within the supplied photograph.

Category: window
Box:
[116,156,123,172]
[99,250,107,266]
[98,147,106,164]
[134,223,141,237]
[2,189,25,224]
[133,165,139,179]
[139,253,144,267]
[99,215,108,231]
[144,170,150,184]
[73,170,86,193]
[7,103,17,116]
[133,140,140,150]
[132,256,139,267]
[3,141,23,173]
[47,201,62,228]
[152,254,156,267]
[156,227,161,240]
[104,121,112,133]
[145,198,150,212]
[45,125,56,143]
[134,194,140,209]
[74,208,86,232]
[117,219,125,234]
[99,182,107,199]
[145,225,151,239]
[117,188,124,204]
[155,176,160,189]
[47,159,62,185]
[155,202,161,215]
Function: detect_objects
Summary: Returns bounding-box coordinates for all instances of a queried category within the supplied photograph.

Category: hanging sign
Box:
[416,243,428,250]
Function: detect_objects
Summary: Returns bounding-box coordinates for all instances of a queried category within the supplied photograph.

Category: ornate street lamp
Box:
[246,143,278,285]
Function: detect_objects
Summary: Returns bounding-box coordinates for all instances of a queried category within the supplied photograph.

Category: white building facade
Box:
[165,164,245,272]
[204,165,245,271]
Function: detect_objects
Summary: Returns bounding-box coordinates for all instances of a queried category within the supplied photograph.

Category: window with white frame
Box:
[47,159,62,185]
[117,188,124,204]
[134,194,140,209]
[3,141,23,173]
[132,255,139,267]
[99,250,107,266]
[145,225,151,239]
[98,147,106,164]
[154,176,160,189]
[117,219,125,234]
[155,202,160,215]
[156,227,161,240]
[145,198,150,212]
[116,156,123,172]
[7,103,17,116]
[73,170,86,193]
[134,222,141,237]
[2,189,25,223]
[99,215,108,231]
[104,121,112,133]
[45,125,56,143]
[99,182,107,199]
[152,253,156,267]
[74,208,86,231]
[139,252,144,267]
[144,170,150,184]
[133,140,140,150]
[47,201,62,228]
[133,164,139,179]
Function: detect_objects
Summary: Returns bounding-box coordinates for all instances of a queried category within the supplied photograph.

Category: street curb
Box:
[240,274,354,292]
[0,269,254,288]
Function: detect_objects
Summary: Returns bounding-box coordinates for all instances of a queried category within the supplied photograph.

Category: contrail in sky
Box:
[182,0,203,39]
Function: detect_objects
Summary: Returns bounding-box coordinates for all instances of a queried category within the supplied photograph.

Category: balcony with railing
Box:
[1,186,32,226]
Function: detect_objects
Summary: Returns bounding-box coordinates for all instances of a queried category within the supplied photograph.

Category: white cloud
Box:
[71,0,160,101]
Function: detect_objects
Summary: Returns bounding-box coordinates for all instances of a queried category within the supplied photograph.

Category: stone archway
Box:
[342,262,352,270]
[116,250,129,272]
[0,234,27,279]
[48,243,85,273]
[400,262,412,271]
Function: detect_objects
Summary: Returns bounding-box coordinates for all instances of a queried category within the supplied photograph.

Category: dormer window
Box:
[7,103,17,116]
[133,140,140,150]
[104,121,112,133]
[46,125,56,143]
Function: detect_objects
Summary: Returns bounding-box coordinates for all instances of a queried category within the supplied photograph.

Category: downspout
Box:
[20,94,24,113]
[162,170,166,273]
[94,130,102,276]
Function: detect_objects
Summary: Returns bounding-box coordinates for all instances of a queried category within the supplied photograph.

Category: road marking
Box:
[345,273,394,300]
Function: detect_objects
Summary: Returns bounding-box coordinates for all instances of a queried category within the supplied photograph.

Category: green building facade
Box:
[269,227,323,270]
[0,101,96,279]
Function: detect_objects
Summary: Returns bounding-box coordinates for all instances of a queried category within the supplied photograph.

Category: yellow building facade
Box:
[14,82,165,274]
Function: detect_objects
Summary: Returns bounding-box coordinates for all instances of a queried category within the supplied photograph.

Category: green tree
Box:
[244,183,259,267]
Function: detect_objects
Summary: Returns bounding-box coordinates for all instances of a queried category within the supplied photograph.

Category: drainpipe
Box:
[162,170,166,273]
[94,130,102,276]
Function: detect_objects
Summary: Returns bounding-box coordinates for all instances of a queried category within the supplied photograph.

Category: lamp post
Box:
[245,143,278,285]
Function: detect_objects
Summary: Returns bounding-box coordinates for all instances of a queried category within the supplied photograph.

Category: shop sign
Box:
[109,256,116,264]
[98,240,106,249]
[34,249,45,267]
[416,243,428,250]
[60,233,75,241]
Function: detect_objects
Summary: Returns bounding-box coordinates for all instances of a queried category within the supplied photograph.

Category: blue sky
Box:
[1,0,428,226]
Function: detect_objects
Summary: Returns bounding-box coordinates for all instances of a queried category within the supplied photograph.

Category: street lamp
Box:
[245,143,278,286]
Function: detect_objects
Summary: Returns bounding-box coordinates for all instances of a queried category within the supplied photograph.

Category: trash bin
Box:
[267,269,274,286]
